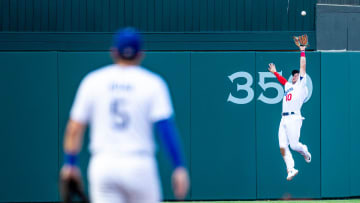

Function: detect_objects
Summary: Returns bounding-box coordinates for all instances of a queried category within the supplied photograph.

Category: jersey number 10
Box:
[286,93,292,101]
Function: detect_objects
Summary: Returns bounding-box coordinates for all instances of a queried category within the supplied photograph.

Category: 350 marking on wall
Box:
[227,71,313,105]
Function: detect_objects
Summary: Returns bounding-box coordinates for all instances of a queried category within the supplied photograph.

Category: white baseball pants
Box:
[88,153,162,203]
[278,115,308,170]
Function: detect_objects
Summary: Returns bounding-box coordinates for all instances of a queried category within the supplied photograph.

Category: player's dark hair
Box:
[292,69,299,76]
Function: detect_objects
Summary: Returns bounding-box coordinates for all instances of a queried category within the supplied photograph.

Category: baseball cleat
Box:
[287,168,299,181]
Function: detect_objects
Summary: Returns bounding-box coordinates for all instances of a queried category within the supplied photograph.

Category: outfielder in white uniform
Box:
[268,45,312,181]
[60,28,189,203]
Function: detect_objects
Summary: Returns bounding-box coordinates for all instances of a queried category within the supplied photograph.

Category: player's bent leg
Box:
[289,140,311,162]
[289,142,311,163]
[289,142,304,154]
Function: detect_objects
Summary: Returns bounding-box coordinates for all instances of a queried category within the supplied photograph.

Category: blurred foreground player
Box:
[268,35,312,181]
[60,27,189,203]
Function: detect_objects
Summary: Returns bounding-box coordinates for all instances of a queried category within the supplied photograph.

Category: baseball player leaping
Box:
[268,34,312,181]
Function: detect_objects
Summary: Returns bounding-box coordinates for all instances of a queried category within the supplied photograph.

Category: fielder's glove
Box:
[293,34,309,48]
[60,176,89,203]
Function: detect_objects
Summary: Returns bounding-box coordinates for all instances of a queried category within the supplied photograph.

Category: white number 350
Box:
[227,71,313,105]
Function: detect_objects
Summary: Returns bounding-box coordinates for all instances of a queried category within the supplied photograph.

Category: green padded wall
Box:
[321,52,360,198]
[256,52,321,199]
[2,51,360,202]
[321,53,350,198]
[0,53,59,202]
[349,53,360,196]
[190,52,257,199]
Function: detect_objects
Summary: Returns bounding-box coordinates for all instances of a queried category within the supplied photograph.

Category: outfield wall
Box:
[0,51,359,202]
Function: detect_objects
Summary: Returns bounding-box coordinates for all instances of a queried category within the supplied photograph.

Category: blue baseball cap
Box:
[113,27,142,60]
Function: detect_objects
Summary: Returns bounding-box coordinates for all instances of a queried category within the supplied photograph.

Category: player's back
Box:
[71,64,173,156]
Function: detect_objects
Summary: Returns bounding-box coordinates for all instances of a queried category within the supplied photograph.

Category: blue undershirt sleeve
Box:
[154,117,185,168]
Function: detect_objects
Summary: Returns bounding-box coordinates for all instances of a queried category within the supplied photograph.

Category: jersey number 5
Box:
[110,99,129,130]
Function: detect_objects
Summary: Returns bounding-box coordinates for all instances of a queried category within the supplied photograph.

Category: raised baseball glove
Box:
[60,176,89,203]
[293,34,309,48]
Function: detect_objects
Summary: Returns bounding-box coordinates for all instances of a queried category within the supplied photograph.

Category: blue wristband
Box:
[64,153,78,166]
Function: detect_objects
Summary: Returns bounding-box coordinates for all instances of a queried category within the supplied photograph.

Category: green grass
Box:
[163,200,360,203]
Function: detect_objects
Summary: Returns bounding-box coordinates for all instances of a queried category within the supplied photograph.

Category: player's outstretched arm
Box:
[300,46,306,77]
[268,63,287,86]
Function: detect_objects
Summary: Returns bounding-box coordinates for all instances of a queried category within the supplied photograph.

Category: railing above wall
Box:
[0,31,315,51]
[0,0,315,32]
[318,0,360,5]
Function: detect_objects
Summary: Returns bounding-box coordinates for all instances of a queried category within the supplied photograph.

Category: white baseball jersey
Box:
[70,64,174,156]
[282,74,308,115]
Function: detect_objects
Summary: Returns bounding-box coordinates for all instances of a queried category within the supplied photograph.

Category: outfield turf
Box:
[163,200,360,203]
